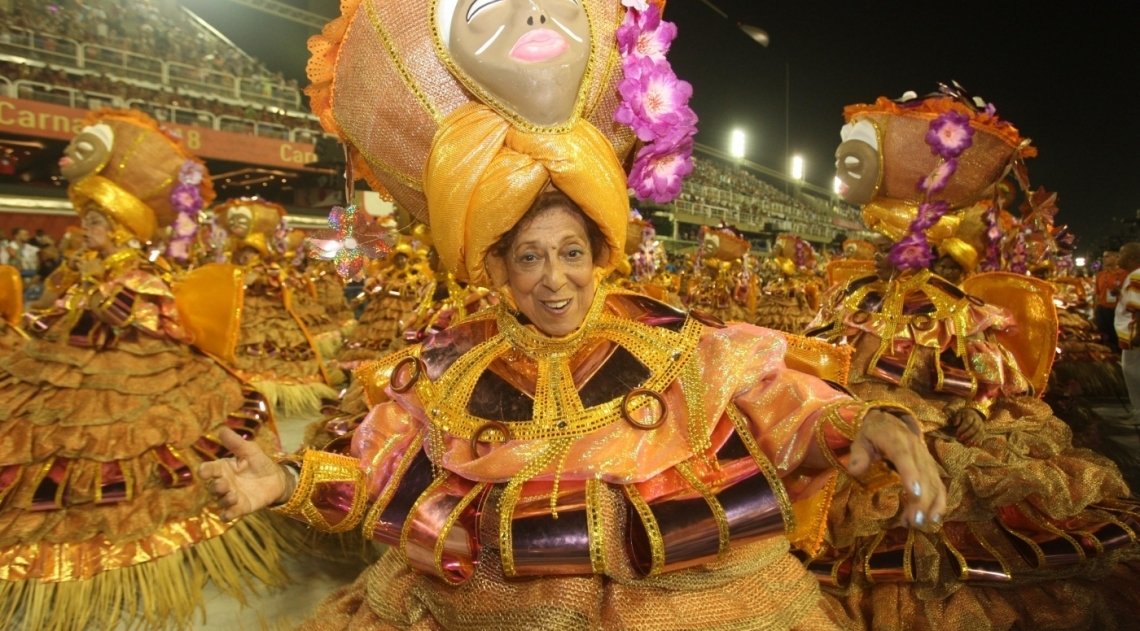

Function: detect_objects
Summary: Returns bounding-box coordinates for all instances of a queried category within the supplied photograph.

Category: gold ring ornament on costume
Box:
[390,356,426,393]
[911,313,936,332]
[471,421,512,458]
[621,388,668,430]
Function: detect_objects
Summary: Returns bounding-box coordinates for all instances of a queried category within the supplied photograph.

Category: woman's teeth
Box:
[542,299,571,311]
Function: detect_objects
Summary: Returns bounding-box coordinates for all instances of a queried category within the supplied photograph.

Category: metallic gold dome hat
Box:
[844,92,1035,212]
[67,109,215,243]
[305,0,637,286]
[214,197,287,259]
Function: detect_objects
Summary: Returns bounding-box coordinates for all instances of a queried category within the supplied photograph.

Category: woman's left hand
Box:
[846,410,946,529]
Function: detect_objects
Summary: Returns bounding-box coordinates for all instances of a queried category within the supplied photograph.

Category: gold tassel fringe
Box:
[252,380,340,417]
[0,511,295,631]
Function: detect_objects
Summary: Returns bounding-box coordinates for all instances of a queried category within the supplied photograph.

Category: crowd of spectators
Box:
[0,60,324,135]
[1,226,66,300]
[0,0,297,93]
[676,158,844,239]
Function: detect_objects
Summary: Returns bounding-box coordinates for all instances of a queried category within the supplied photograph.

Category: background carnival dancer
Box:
[0,265,27,356]
[213,197,340,415]
[1096,249,1126,349]
[755,233,822,334]
[0,109,289,631]
[1114,243,1140,420]
[199,2,947,630]
[812,86,1140,631]
[335,239,434,369]
[685,223,754,323]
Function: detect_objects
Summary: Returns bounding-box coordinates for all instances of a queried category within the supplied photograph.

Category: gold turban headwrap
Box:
[425,104,629,286]
[305,0,634,287]
[68,109,215,242]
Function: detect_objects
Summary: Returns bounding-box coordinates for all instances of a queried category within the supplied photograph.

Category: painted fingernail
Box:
[912,481,922,497]
[914,511,925,527]
[933,513,942,524]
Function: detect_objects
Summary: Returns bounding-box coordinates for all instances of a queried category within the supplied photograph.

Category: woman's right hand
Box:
[198,427,292,521]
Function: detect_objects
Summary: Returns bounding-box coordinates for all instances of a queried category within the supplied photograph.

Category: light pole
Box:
[791,155,804,181]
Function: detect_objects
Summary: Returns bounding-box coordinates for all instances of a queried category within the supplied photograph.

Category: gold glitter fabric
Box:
[808,271,1140,629]
[278,287,886,629]
[0,254,289,629]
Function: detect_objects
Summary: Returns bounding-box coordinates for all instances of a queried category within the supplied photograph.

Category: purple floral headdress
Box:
[614,0,697,204]
[887,109,975,271]
[167,159,206,263]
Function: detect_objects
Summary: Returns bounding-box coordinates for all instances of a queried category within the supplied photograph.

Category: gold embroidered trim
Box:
[723,405,796,535]
[360,437,425,537]
[363,0,440,123]
[434,480,488,584]
[675,460,730,561]
[624,483,665,577]
[586,478,606,574]
[270,450,367,534]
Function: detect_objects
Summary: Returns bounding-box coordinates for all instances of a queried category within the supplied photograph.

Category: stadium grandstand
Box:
[0,0,868,260]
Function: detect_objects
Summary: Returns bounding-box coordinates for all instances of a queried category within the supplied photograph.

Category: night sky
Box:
[192,0,1137,256]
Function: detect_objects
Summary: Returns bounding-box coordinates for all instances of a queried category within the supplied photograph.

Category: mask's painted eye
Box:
[466,0,503,22]
[77,141,94,154]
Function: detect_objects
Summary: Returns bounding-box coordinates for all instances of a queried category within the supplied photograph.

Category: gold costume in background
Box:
[0,110,288,631]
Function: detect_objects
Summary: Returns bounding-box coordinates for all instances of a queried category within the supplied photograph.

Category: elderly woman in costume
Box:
[200,3,945,630]
[214,197,340,415]
[0,110,287,631]
[810,88,1140,631]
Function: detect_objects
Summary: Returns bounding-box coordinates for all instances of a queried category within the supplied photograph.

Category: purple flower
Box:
[167,238,190,262]
[616,3,676,63]
[173,212,197,238]
[628,137,694,203]
[911,200,949,231]
[179,160,204,185]
[917,159,957,194]
[615,57,696,143]
[925,111,974,159]
[888,233,934,271]
[170,182,202,214]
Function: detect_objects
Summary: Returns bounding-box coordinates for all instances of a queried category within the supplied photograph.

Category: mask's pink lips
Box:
[509,28,568,62]
[58,156,73,168]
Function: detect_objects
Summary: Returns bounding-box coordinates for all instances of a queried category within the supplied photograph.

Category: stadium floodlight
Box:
[833,176,842,194]
[1075,257,1087,267]
[791,156,804,180]
[730,130,746,158]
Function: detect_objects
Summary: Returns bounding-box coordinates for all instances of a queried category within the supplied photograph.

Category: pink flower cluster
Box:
[614,2,696,204]
[166,160,206,263]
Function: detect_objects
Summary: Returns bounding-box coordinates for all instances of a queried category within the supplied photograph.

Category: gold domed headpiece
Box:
[214,197,287,259]
[306,0,636,287]
[66,109,215,243]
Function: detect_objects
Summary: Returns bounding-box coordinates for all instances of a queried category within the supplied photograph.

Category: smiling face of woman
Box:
[502,204,600,336]
[446,0,591,127]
